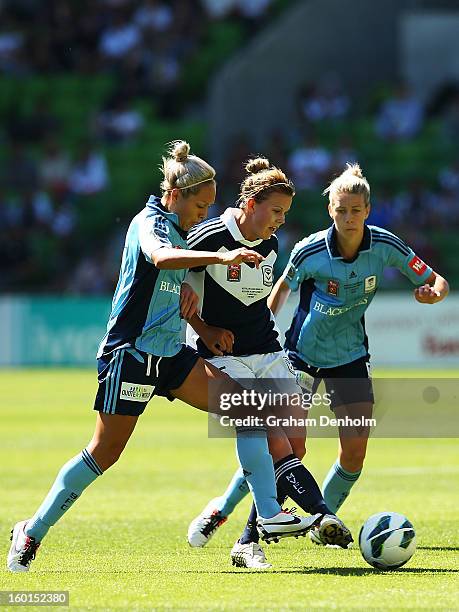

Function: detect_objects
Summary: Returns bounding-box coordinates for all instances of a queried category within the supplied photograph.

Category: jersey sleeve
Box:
[380,232,433,284]
[139,214,173,264]
[282,239,312,292]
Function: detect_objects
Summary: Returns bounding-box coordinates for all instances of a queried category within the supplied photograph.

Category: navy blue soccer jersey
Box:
[186,208,282,358]
[97,196,189,358]
[283,224,432,368]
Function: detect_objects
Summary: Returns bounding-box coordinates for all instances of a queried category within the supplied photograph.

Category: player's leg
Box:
[323,401,372,513]
[8,412,138,573]
[320,357,374,515]
[8,348,144,572]
[237,426,352,554]
[172,353,319,546]
[171,356,279,519]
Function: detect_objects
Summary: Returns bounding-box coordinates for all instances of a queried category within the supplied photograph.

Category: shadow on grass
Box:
[217,566,459,576]
[417,546,459,551]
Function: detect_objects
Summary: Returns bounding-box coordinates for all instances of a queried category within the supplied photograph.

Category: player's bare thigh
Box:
[169,357,232,411]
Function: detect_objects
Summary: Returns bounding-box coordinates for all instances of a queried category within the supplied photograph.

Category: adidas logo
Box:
[349,271,357,278]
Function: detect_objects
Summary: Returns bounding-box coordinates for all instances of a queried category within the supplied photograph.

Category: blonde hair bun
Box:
[170,140,190,163]
[323,161,370,206]
[345,162,364,179]
[160,140,215,196]
[245,157,270,175]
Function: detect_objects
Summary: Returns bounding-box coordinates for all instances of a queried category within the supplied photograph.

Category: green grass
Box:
[1,369,458,610]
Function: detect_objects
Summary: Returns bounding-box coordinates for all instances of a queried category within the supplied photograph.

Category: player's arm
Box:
[268,278,291,315]
[268,238,311,314]
[414,271,449,304]
[180,283,199,320]
[187,312,234,356]
[380,232,449,305]
[152,247,263,270]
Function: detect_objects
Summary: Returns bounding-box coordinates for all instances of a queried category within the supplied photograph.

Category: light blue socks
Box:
[235,431,279,518]
[322,460,361,513]
[215,467,249,517]
[25,449,103,542]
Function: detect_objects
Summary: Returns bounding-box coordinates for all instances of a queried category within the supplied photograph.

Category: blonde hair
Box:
[238,157,295,208]
[160,140,216,197]
[323,163,370,206]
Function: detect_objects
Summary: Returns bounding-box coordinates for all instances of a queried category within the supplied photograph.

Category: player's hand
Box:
[180,283,199,320]
[414,284,442,304]
[218,248,264,269]
[200,324,234,356]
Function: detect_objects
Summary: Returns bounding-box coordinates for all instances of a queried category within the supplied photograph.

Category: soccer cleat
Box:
[231,541,272,569]
[309,514,353,549]
[257,509,322,544]
[187,498,228,548]
[7,520,40,573]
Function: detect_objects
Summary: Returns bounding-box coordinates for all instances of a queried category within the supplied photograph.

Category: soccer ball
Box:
[359,511,416,570]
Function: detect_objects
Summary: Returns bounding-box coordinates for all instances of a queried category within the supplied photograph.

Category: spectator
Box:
[98,9,142,63]
[439,158,459,194]
[287,134,333,190]
[94,95,144,143]
[69,141,109,196]
[298,75,350,125]
[39,139,71,197]
[0,15,27,74]
[375,83,424,141]
[133,1,174,34]
[2,142,38,194]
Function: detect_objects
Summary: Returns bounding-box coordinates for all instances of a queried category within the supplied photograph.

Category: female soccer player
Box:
[7,141,315,573]
[185,157,352,569]
[268,162,449,544]
[187,162,449,552]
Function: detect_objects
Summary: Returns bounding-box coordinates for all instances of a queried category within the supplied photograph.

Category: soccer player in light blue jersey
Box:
[7,141,316,573]
[268,162,449,545]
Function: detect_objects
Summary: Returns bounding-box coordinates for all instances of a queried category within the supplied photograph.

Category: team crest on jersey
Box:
[261,265,273,286]
[327,279,339,296]
[408,256,427,276]
[364,275,377,292]
[227,264,241,282]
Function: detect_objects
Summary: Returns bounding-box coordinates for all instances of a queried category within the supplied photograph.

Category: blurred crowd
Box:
[0,1,458,293]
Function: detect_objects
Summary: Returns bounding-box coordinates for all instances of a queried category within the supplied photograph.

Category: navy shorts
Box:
[94,345,200,416]
[288,353,374,410]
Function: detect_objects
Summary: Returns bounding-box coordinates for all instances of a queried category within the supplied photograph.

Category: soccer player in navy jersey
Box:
[185,157,352,568]
[7,141,316,573]
[268,162,449,544]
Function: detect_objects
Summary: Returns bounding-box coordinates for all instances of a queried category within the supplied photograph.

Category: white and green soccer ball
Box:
[359,511,416,570]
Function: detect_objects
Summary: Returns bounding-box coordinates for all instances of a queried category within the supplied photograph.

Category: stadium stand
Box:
[0,0,457,293]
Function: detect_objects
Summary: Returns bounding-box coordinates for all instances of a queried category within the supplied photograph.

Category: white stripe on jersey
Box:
[187,223,227,248]
[187,219,225,245]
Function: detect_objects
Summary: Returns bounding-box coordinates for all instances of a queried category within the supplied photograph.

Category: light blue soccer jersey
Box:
[284,224,432,368]
[97,196,188,358]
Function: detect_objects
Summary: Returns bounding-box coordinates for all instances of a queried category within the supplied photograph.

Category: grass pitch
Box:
[1,369,458,610]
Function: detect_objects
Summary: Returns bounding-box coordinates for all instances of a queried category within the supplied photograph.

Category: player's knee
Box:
[89,441,126,471]
[291,439,306,460]
[341,447,366,470]
[268,435,292,462]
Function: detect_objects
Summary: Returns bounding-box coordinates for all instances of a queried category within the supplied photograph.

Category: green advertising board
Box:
[0,297,111,366]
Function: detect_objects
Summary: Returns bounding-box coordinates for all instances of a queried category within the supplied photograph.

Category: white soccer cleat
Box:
[309,514,353,549]
[257,509,322,544]
[187,498,228,548]
[7,520,40,573]
[231,541,272,569]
